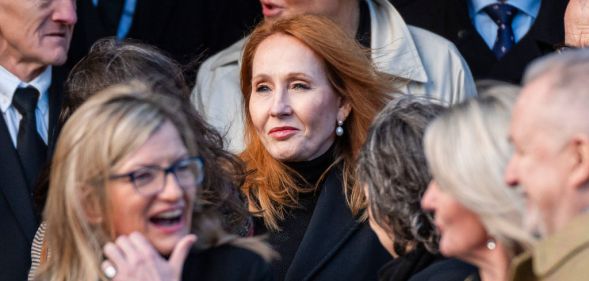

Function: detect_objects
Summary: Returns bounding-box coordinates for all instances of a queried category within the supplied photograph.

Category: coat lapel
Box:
[0,66,63,243]
[0,114,37,243]
[285,169,361,281]
[47,66,64,157]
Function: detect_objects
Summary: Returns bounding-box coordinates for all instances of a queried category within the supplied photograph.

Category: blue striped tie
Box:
[484,2,518,59]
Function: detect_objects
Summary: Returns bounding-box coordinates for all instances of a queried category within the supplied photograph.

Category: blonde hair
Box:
[424,83,534,257]
[240,15,393,230]
[35,81,273,281]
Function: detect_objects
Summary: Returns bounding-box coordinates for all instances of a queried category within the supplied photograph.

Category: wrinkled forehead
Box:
[509,82,546,141]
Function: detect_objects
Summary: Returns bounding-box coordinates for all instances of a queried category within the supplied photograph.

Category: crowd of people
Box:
[0,0,588,280]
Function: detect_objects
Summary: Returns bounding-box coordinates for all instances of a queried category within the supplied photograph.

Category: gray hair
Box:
[358,96,444,254]
[424,84,534,257]
[522,49,589,135]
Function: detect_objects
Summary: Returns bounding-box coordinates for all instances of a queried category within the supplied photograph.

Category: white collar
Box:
[469,0,541,18]
[367,0,428,83]
[0,66,51,114]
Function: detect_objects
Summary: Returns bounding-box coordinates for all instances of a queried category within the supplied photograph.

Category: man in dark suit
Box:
[392,0,567,83]
[66,0,262,85]
[0,0,76,279]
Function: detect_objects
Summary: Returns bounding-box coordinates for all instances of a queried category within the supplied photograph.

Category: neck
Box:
[465,243,511,281]
[337,0,361,38]
[0,52,46,82]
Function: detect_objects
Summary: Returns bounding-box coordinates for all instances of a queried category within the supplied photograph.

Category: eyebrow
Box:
[286,72,313,80]
[252,72,313,82]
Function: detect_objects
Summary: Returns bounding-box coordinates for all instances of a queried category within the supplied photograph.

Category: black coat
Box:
[182,244,272,281]
[0,67,64,281]
[257,167,391,281]
[67,0,262,84]
[378,245,476,281]
[390,0,567,83]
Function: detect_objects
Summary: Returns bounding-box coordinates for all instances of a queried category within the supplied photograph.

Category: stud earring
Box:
[335,120,344,136]
[486,238,496,250]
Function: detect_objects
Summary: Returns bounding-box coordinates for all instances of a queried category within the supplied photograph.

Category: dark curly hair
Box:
[36,38,251,239]
[357,96,443,255]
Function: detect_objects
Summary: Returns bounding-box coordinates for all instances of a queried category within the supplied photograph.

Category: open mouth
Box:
[150,209,183,226]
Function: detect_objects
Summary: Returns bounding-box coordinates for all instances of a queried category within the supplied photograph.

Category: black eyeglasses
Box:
[110,156,204,196]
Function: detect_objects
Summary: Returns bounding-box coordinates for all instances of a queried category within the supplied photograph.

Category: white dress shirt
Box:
[0,66,51,147]
[468,0,541,49]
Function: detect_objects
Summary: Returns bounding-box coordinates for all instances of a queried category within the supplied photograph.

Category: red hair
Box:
[240,15,395,230]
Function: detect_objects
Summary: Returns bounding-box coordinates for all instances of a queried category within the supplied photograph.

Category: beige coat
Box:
[191,0,476,152]
[510,212,589,281]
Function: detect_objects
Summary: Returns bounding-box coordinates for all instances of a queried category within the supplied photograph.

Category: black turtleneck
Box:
[254,145,336,281]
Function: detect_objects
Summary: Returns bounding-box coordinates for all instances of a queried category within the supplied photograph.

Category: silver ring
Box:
[103,264,117,279]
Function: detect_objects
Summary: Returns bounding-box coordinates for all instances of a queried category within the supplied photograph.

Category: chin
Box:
[152,233,186,256]
[38,46,69,66]
[524,206,547,238]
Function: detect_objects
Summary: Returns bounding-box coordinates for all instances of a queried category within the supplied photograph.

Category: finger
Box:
[168,234,197,271]
[103,242,126,267]
[101,260,118,280]
[114,235,140,264]
[128,232,159,258]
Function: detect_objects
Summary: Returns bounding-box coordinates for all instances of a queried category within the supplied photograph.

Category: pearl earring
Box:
[335,120,344,136]
[486,238,496,250]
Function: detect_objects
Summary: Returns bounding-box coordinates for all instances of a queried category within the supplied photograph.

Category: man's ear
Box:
[567,134,589,190]
[337,99,352,122]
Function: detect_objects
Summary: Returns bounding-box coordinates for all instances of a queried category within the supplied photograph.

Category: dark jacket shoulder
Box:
[379,246,475,281]
[409,258,476,281]
[182,244,273,281]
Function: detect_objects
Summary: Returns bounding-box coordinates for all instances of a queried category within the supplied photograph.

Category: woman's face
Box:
[249,33,349,162]
[421,180,488,258]
[106,121,195,255]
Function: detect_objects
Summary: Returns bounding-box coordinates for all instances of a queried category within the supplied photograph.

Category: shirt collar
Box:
[469,0,540,19]
[0,65,51,114]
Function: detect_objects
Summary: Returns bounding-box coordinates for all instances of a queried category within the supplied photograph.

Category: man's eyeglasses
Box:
[110,156,204,196]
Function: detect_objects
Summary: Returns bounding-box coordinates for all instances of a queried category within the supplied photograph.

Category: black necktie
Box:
[12,87,47,189]
[484,2,518,59]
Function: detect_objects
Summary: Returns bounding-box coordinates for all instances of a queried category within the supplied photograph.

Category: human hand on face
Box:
[565,0,589,47]
[102,232,197,281]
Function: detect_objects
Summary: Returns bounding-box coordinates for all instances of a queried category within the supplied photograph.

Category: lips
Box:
[268,126,298,140]
[149,208,186,234]
[260,1,283,18]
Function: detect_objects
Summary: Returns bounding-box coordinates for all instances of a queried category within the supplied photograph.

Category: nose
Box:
[269,87,292,118]
[504,156,519,188]
[53,0,77,25]
[158,173,184,201]
[421,180,438,211]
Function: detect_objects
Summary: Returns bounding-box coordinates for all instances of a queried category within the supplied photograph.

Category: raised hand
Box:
[102,232,197,281]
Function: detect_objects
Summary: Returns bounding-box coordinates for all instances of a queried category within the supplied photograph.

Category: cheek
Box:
[439,204,487,257]
[249,96,269,133]
[108,189,149,236]
[296,94,338,135]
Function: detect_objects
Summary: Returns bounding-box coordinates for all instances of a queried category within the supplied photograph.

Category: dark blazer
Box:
[391,0,567,83]
[378,245,476,281]
[67,0,262,84]
[260,168,391,281]
[0,67,64,281]
[182,244,272,281]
